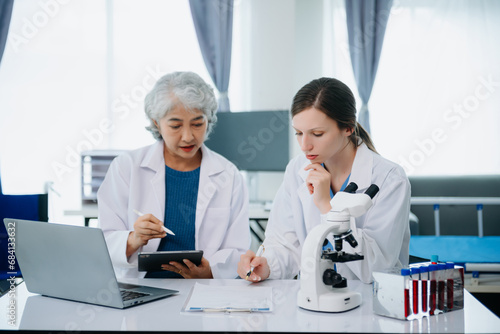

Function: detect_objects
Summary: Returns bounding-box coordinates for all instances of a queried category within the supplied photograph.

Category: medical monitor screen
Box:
[205,110,290,171]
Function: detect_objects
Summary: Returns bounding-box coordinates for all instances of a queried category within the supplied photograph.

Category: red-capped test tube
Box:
[419,265,429,315]
[446,262,455,311]
[428,264,438,315]
[410,267,420,315]
[437,263,447,312]
[401,268,412,318]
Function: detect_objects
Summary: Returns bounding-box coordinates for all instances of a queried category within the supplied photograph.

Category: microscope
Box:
[297,182,379,312]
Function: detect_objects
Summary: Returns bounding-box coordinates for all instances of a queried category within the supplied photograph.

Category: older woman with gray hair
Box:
[98,71,250,279]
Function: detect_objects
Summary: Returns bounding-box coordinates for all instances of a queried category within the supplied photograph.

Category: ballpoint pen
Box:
[133,209,175,236]
[245,244,265,280]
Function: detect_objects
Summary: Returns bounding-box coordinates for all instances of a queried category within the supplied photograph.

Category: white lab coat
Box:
[263,143,411,283]
[97,140,250,279]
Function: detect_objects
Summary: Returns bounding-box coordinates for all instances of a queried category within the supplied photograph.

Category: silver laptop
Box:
[4,218,178,309]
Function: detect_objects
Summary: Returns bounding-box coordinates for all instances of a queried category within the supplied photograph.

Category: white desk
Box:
[1,278,499,332]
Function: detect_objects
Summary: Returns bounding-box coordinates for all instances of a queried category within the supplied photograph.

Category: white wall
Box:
[237,0,294,111]
[235,0,327,201]
[236,0,324,110]
[237,0,327,153]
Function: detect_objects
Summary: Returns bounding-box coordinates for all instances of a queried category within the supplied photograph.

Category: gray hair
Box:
[144,71,218,140]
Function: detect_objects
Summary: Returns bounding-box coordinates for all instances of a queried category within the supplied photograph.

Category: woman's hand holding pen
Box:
[304,163,332,214]
[126,213,166,257]
[237,249,270,282]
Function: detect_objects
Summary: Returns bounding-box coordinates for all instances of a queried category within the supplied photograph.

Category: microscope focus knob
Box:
[323,269,343,286]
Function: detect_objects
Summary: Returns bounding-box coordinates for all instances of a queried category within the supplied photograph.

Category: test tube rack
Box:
[372,262,464,321]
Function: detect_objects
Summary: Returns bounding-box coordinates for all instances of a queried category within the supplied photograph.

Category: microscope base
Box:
[297,288,361,313]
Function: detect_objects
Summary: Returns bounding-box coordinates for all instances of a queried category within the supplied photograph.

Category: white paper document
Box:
[184,282,273,312]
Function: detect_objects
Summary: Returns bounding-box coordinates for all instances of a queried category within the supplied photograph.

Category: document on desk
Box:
[184,282,273,312]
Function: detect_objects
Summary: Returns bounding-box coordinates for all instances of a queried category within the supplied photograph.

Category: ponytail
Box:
[351,122,377,153]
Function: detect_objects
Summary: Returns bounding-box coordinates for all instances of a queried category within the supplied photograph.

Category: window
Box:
[326,0,500,176]
[0,0,217,220]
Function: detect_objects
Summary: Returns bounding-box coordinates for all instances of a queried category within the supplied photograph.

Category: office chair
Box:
[0,172,48,280]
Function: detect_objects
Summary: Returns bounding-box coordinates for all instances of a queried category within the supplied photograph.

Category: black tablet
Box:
[138,250,204,271]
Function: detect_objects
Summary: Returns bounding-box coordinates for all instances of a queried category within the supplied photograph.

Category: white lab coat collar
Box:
[139,140,165,226]
[140,140,164,171]
[199,144,226,176]
[195,144,227,228]
[297,160,311,206]
[297,159,318,233]
[350,143,374,192]
[297,160,309,182]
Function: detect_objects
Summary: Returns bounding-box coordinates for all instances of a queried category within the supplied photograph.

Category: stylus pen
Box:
[245,244,265,280]
[133,209,175,236]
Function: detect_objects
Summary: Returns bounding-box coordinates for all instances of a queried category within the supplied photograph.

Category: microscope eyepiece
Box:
[343,182,358,193]
[364,184,380,199]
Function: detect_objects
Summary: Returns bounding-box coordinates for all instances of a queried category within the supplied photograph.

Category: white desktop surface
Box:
[1,278,499,333]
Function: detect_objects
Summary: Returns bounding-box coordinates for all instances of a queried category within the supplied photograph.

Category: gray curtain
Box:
[0,0,14,67]
[345,0,392,133]
[189,0,233,112]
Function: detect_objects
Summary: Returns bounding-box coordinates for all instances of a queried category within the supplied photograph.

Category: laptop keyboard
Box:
[120,289,151,301]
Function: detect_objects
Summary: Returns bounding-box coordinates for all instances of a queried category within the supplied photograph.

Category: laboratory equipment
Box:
[373,262,464,320]
[402,268,412,318]
[420,265,429,316]
[297,182,379,312]
[411,267,420,315]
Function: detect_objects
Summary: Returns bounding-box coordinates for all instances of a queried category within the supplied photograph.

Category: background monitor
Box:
[205,110,290,171]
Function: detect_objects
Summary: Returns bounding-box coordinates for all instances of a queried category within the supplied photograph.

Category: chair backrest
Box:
[0,173,48,278]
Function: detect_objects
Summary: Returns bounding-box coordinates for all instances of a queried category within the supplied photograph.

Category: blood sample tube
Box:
[446,262,455,311]
[401,268,412,318]
[429,264,438,315]
[420,265,429,315]
[411,267,420,316]
[437,263,447,312]
[454,265,464,309]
